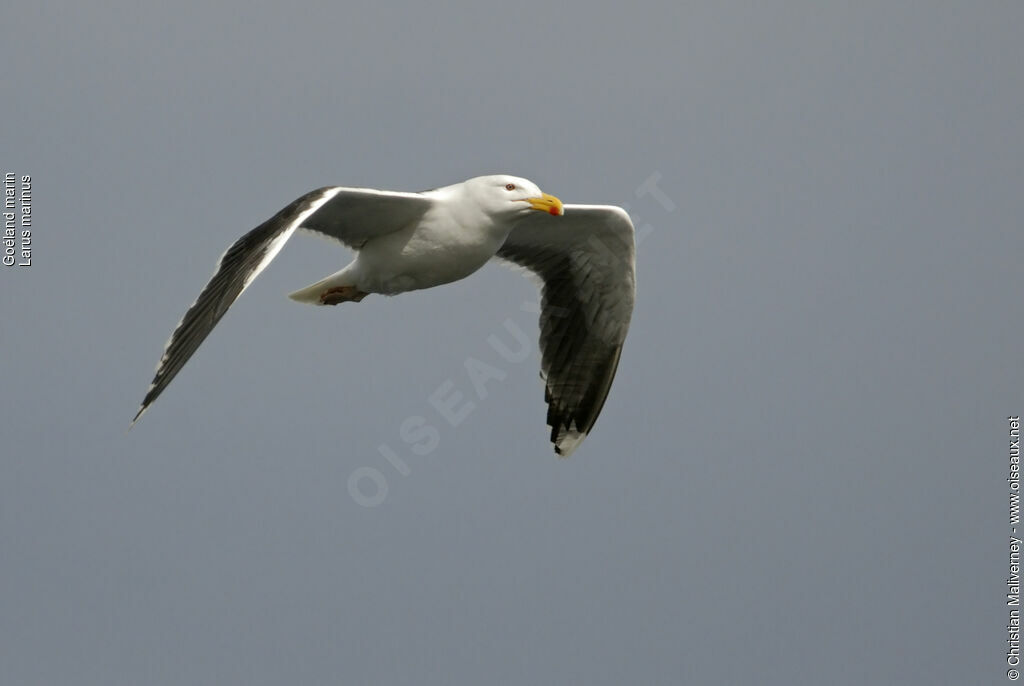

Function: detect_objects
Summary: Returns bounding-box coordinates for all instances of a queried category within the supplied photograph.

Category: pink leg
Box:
[319,286,369,305]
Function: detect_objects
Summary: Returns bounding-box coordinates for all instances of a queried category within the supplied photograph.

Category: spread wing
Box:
[131,186,431,425]
[496,204,636,456]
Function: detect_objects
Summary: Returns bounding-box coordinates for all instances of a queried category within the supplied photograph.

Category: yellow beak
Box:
[526,192,564,216]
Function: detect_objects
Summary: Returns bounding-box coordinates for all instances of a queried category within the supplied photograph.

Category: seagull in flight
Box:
[133,175,636,456]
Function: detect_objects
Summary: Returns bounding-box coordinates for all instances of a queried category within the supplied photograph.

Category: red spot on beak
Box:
[549,206,560,216]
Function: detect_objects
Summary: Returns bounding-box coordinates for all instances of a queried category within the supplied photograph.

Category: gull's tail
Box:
[287,266,355,305]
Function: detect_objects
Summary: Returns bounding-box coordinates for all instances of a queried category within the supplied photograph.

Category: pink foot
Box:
[319,286,369,305]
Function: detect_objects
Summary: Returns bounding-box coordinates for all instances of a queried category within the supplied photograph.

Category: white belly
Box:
[354,214,506,295]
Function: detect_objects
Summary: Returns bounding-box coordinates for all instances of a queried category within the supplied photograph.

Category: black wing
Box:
[132,185,431,424]
[496,204,636,455]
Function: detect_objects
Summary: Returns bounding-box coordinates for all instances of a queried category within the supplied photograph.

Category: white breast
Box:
[354,203,509,295]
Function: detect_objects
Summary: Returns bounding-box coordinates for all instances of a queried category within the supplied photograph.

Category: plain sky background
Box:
[2,2,1022,684]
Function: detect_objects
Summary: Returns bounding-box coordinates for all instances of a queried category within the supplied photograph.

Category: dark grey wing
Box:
[496,204,636,456]
[132,185,432,425]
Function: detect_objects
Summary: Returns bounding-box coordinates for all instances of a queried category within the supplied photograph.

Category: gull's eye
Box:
[505,183,516,191]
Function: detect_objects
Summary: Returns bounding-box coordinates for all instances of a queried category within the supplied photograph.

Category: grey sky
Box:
[2,2,1021,684]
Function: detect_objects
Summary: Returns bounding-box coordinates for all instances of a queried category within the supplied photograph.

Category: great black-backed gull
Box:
[132,175,636,456]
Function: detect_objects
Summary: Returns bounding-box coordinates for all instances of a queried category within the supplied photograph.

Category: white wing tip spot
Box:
[555,428,587,457]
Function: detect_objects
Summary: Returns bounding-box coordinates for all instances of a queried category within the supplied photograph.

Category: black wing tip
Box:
[129,404,147,429]
[548,419,588,458]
